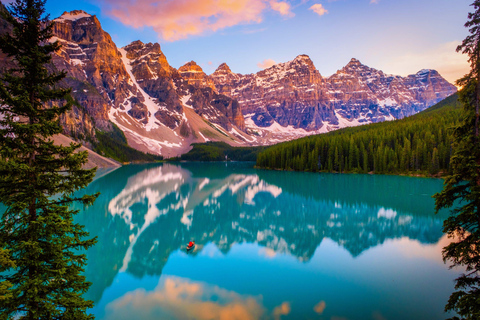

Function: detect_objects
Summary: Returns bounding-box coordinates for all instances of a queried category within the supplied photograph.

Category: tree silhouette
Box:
[0,0,97,318]
[434,1,480,319]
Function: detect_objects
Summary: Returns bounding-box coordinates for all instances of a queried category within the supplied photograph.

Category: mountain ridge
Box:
[0,9,458,158]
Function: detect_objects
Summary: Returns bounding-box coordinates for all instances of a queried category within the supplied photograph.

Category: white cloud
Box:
[309,4,328,16]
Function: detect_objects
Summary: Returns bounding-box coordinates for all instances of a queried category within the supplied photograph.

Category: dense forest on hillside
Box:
[177,142,264,161]
[256,94,462,175]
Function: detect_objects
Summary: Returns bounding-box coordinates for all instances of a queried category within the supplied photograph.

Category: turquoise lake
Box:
[74,162,459,320]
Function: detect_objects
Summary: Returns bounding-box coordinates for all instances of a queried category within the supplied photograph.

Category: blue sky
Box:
[3,0,473,83]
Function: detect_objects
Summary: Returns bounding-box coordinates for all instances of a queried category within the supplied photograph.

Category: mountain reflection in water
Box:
[74,162,455,320]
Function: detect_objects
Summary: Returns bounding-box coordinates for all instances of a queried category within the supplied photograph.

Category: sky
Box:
[1,0,473,84]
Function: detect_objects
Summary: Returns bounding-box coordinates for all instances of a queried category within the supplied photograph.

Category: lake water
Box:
[75,162,459,320]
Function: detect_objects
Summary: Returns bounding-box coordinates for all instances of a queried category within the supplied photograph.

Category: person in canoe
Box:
[187,241,195,250]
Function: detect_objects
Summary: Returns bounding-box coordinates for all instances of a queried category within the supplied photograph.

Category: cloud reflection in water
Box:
[104,276,292,320]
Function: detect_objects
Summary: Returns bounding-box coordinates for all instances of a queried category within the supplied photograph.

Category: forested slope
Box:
[178,142,264,161]
[256,94,462,175]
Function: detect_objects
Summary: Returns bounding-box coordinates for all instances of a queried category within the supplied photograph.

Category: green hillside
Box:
[256,94,462,176]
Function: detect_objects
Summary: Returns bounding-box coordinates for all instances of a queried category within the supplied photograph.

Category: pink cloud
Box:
[309,4,328,16]
[98,0,295,41]
[258,247,277,258]
[314,300,326,314]
[270,0,295,17]
[273,302,291,320]
[105,276,266,320]
[257,58,277,69]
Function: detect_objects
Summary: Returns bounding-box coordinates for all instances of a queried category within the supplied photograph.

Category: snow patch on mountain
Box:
[118,48,162,131]
[55,10,92,22]
[181,94,192,109]
[197,131,209,142]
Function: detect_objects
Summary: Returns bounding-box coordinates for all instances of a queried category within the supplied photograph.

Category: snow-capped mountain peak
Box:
[55,10,92,22]
[213,62,235,76]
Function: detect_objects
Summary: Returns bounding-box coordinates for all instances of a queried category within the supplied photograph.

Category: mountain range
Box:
[0,9,457,158]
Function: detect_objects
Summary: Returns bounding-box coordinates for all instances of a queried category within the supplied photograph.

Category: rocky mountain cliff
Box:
[212,55,334,132]
[48,11,249,157]
[51,11,130,129]
[326,58,455,123]
[0,9,457,157]
[212,56,457,134]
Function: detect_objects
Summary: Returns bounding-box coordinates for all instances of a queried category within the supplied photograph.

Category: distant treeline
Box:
[256,94,462,175]
[178,142,264,162]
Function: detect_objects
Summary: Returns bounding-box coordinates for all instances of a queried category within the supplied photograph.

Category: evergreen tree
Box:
[431,147,440,175]
[434,1,480,319]
[0,0,98,318]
